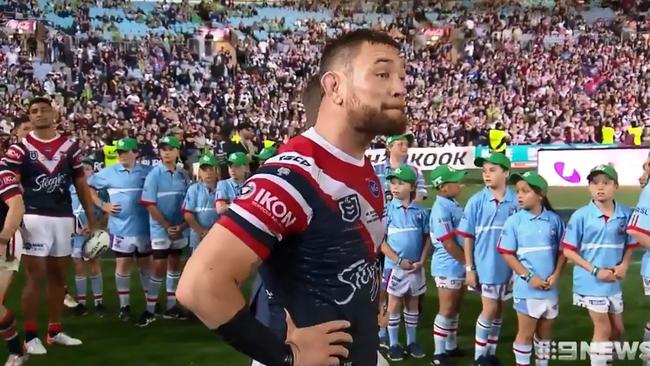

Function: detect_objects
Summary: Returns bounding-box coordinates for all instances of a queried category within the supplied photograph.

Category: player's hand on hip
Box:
[285,310,352,366]
[465,270,478,289]
[102,202,121,214]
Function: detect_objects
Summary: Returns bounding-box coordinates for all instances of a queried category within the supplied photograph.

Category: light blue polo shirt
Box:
[497,208,565,299]
[628,184,650,278]
[384,199,430,270]
[70,185,104,235]
[373,161,427,202]
[457,187,519,284]
[430,195,465,279]
[216,178,244,204]
[141,163,189,240]
[88,163,152,237]
[563,201,637,297]
[183,182,218,247]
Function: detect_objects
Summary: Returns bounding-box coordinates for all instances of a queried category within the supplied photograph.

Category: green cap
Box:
[386,164,417,183]
[227,152,249,166]
[386,133,414,146]
[115,137,138,152]
[587,164,619,182]
[255,147,277,161]
[474,152,511,171]
[430,165,467,189]
[510,171,549,193]
[159,135,181,149]
[198,154,217,167]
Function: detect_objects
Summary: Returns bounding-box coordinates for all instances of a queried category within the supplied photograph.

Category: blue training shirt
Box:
[628,184,650,278]
[457,187,518,284]
[182,182,218,247]
[497,208,565,299]
[562,201,638,297]
[384,199,429,270]
[140,163,190,240]
[215,178,244,204]
[430,195,465,279]
[88,163,152,237]
[70,184,104,234]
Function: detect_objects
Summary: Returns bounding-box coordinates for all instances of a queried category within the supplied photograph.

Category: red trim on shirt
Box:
[437,232,455,242]
[139,200,155,206]
[561,241,578,252]
[181,207,194,214]
[218,216,270,260]
[455,230,474,238]
[627,225,650,236]
[496,246,516,255]
[627,242,640,249]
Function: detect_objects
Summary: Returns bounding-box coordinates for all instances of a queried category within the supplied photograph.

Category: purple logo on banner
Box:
[554,162,581,183]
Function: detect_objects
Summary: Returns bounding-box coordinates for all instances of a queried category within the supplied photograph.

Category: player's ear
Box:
[321,71,344,106]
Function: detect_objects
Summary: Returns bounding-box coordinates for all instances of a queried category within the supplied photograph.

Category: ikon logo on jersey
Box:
[251,188,297,227]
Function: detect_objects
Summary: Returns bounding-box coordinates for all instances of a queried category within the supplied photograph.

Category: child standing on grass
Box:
[497,172,566,366]
[562,164,637,366]
[626,156,650,348]
[182,154,219,253]
[381,164,431,362]
[428,164,467,366]
[458,152,519,366]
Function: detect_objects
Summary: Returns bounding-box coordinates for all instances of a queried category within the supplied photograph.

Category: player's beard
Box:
[346,92,406,137]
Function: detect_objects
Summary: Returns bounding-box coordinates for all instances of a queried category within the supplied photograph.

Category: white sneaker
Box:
[4,354,27,366]
[63,294,78,308]
[46,332,82,346]
[24,338,46,355]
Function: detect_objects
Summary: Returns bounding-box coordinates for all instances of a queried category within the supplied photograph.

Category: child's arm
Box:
[381,242,413,270]
[458,198,478,287]
[442,237,465,263]
[613,246,635,280]
[412,235,432,273]
[497,217,547,288]
[562,212,616,282]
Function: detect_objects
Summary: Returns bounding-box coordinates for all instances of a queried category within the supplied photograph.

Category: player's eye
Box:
[376,72,390,79]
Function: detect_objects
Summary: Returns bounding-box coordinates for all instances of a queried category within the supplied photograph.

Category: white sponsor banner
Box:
[537,148,647,187]
[365,146,475,170]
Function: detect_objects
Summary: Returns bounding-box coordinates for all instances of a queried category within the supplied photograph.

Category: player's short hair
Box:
[28,95,53,108]
[302,75,323,128]
[318,29,400,75]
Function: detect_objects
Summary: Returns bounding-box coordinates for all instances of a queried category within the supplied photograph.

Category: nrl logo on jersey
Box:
[338,194,361,223]
[28,151,38,161]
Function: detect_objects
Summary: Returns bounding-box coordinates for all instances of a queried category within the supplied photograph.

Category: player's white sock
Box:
[534,338,551,366]
[404,310,418,345]
[74,276,87,305]
[446,313,459,351]
[433,314,452,355]
[513,343,532,365]
[387,313,401,347]
[115,272,130,308]
[590,341,613,366]
[487,318,502,355]
[474,315,492,360]
[165,271,181,310]
[139,269,150,297]
[146,276,163,313]
[90,274,103,305]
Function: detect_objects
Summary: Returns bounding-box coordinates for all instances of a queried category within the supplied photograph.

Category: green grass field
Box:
[7,170,650,366]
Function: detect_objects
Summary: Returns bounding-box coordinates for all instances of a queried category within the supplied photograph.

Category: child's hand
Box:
[529,275,548,289]
[596,268,617,282]
[408,262,422,273]
[612,264,628,279]
[399,259,414,270]
[544,272,560,289]
[465,271,478,289]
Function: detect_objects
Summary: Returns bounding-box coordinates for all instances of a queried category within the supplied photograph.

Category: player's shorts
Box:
[71,235,85,259]
[513,297,559,319]
[434,276,465,290]
[643,277,650,295]
[0,230,23,272]
[252,351,390,366]
[469,282,513,301]
[111,235,152,255]
[22,215,74,257]
[151,237,188,251]
[573,293,623,314]
[384,267,426,297]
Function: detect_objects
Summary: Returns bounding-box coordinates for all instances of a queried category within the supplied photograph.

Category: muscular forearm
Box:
[0,199,24,240]
[76,179,98,228]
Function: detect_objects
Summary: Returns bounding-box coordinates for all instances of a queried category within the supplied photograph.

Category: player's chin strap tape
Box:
[213,305,293,366]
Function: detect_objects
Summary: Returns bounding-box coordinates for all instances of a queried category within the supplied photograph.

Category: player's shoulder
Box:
[187,182,201,193]
[465,189,487,207]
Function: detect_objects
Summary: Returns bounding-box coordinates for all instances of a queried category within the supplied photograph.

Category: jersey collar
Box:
[520,208,551,221]
[588,200,626,219]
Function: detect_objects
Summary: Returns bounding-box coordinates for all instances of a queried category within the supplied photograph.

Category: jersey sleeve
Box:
[140,170,158,206]
[0,169,21,202]
[182,185,197,214]
[561,211,583,252]
[431,204,455,242]
[627,187,650,238]
[215,180,230,204]
[496,215,517,255]
[624,209,640,249]
[2,144,25,173]
[457,196,478,238]
[415,167,427,197]
[554,216,566,247]
[69,143,84,178]
[218,164,313,260]
[422,208,430,235]
[87,169,110,190]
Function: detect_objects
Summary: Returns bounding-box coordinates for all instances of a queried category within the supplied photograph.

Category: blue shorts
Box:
[249,274,286,339]
[71,235,86,259]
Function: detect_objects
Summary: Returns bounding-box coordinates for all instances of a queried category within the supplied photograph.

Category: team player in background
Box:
[0,165,27,366]
[562,165,637,366]
[497,172,565,366]
[88,137,153,323]
[140,135,189,326]
[428,164,467,366]
[70,160,106,317]
[381,164,430,361]
[215,152,249,214]
[627,156,650,348]
[3,96,98,354]
[182,154,219,253]
[458,152,518,366]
